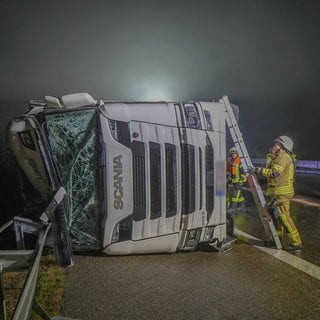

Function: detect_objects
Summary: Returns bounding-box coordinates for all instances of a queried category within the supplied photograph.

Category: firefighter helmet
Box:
[275,136,294,152]
[229,147,238,154]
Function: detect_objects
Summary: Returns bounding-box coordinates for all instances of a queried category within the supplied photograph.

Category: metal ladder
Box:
[221,96,282,249]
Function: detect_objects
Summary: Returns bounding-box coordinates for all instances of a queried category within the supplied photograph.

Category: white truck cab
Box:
[7,93,235,255]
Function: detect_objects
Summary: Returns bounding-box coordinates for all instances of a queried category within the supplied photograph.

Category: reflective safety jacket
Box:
[227,156,247,184]
[265,151,276,197]
[260,149,295,196]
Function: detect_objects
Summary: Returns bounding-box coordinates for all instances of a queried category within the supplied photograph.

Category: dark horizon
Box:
[1,0,320,159]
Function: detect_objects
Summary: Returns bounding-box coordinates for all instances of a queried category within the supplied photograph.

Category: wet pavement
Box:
[233,193,320,267]
[61,243,320,320]
[235,172,320,267]
[60,173,320,319]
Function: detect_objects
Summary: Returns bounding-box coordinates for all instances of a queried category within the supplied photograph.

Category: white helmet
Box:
[275,136,294,152]
[229,147,238,154]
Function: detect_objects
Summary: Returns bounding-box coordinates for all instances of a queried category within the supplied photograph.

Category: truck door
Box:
[7,116,54,200]
[7,114,74,266]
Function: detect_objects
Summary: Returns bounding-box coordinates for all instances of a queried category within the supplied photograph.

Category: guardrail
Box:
[0,218,52,320]
[0,187,73,320]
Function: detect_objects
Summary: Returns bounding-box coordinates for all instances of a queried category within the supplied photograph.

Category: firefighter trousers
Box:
[227,183,245,209]
[274,195,302,247]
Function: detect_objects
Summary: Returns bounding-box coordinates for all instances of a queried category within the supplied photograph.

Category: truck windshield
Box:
[46,109,100,250]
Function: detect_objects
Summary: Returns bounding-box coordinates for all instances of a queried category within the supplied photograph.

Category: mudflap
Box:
[210,235,237,252]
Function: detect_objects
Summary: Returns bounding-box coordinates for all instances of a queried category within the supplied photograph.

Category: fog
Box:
[1,0,320,158]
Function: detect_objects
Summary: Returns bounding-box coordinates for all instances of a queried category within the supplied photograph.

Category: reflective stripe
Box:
[273,163,284,173]
[231,190,244,203]
[263,150,295,196]
[260,167,270,177]
[276,185,294,195]
[228,156,247,184]
[278,201,301,246]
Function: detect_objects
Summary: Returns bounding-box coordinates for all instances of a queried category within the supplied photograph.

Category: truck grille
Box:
[181,143,195,214]
[150,142,161,219]
[199,147,202,210]
[116,121,131,147]
[132,141,146,221]
[206,138,214,219]
[165,143,177,217]
[131,141,179,221]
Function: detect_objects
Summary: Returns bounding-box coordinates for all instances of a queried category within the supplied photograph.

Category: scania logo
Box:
[113,155,123,209]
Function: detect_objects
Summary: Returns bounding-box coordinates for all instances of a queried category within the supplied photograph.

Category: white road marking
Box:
[234,228,320,280]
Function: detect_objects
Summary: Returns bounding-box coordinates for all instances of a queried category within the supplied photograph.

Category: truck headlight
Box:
[111,216,132,243]
[185,228,201,249]
[109,119,119,141]
[203,226,214,242]
[111,223,120,243]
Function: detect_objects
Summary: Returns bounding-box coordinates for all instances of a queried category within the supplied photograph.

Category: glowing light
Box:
[136,75,174,101]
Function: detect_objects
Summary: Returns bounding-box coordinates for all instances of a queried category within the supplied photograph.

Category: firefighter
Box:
[265,146,276,202]
[226,147,247,212]
[249,136,302,251]
[264,145,284,239]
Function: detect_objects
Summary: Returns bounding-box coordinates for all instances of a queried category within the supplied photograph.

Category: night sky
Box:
[1,0,320,158]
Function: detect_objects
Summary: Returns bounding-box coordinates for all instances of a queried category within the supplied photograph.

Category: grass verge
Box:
[4,252,67,319]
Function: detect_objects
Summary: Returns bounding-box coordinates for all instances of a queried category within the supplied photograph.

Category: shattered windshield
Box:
[46,109,100,250]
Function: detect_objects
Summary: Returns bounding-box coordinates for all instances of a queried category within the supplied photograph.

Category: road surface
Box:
[60,174,320,319]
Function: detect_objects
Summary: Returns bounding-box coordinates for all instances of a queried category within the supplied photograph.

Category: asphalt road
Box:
[60,174,320,320]
[233,196,320,267]
[60,240,320,320]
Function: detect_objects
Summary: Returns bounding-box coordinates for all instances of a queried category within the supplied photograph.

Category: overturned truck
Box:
[7,93,237,255]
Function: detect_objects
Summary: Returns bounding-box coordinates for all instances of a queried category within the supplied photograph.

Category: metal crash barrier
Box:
[0,187,74,320]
